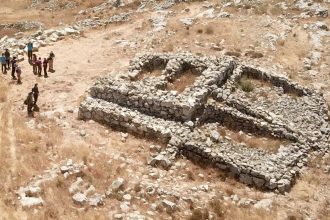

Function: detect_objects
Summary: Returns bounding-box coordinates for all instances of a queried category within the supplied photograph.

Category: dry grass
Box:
[136,69,163,80]
[1,0,30,9]
[0,0,105,31]
[15,119,40,144]
[187,196,279,220]
[58,0,104,8]
[163,43,174,52]
[205,25,214,35]
[190,208,209,220]
[218,127,287,153]
[166,70,199,93]
[0,81,8,102]
[0,28,19,38]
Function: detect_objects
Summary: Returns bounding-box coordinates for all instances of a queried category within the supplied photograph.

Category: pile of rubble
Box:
[0,12,131,61]
[79,52,330,193]
[17,159,86,208]
[0,21,43,32]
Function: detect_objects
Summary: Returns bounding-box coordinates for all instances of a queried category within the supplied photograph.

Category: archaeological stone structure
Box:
[79,52,330,193]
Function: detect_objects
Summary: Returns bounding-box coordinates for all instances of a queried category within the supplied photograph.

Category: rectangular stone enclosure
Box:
[79,53,330,193]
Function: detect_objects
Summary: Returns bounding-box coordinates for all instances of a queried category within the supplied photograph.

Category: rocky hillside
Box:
[0,0,329,220]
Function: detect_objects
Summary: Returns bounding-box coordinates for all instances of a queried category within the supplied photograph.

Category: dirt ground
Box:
[0,0,329,219]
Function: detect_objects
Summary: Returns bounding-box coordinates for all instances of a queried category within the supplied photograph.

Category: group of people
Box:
[1,41,56,117]
[30,50,55,78]
[0,49,22,84]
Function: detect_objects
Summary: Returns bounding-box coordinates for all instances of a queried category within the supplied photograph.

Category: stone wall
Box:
[79,52,330,192]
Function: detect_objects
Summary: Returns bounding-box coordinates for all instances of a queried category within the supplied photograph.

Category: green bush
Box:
[239,77,254,92]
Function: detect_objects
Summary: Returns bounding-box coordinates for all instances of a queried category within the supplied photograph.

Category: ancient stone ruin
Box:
[79,53,330,193]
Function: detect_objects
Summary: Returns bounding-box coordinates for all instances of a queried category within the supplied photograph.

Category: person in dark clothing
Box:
[25,92,34,117]
[4,49,10,69]
[36,57,42,77]
[32,83,39,105]
[43,58,48,78]
[11,57,17,80]
[32,54,37,75]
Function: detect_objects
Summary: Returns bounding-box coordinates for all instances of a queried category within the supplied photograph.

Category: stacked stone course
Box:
[79,52,330,192]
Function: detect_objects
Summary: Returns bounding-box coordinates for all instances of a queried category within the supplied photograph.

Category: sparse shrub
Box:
[209,198,224,217]
[186,170,195,181]
[33,146,39,152]
[80,31,87,38]
[277,39,285,46]
[224,187,234,196]
[205,26,214,35]
[56,176,65,188]
[239,76,254,92]
[82,155,88,165]
[225,51,241,57]
[44,205,59,219]
[190,208,209,220]
[163,43,174,52]
[197,29,203,34]
[134,182,142,192]
[218,128,226,137]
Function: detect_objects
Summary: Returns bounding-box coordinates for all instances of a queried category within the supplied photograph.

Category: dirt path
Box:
[7,106,17,176]
[0,103,17,190]
[0,104,4,158]
[7,27,136,118]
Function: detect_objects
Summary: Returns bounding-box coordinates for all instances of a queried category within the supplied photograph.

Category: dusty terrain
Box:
[0,0,329,219]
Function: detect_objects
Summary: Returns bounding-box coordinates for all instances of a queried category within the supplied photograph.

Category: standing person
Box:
[25,91,34,117]
[37,57,42,77]
[32,83,39,105]
[43,58,48,78]
[0,53,6,74]
[48,51,55,72]
[11,57,17,80]
[4,49,10,70]
[32,54,37,75]
[16,65,22,84]
[27,42,33,61]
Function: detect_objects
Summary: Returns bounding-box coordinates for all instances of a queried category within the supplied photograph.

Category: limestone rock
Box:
[112,177,125,192]
[149,154,172,170]
[20,196,44,208]
[254,199,273,210]
[72,192,87,205]
[88,193,104,206]
[162,200,176,214]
